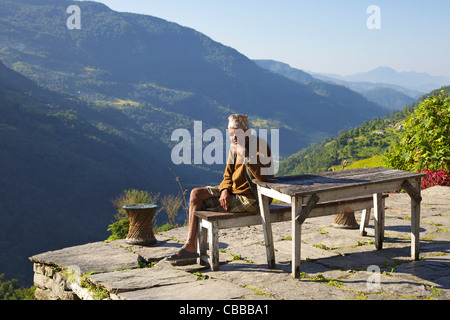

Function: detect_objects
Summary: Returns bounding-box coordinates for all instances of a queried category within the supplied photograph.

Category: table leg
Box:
[257,185,275,269]
[292,196,302,278]
[401,179,422,260]
[373,193,384,250]
[410,179,421,260]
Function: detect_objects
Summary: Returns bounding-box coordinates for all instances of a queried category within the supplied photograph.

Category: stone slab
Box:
[29,242,139,274]
[111,238,181,262]
[86,261,197,293]
[339,270,436,299]
[393,259,450,288]
[117,277,256,300]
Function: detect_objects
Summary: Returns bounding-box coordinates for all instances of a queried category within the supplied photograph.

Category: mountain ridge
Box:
[313,66,450,93]
[255,59,417,110]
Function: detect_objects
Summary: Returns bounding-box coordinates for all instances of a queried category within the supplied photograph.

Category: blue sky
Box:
[83,0,450,77]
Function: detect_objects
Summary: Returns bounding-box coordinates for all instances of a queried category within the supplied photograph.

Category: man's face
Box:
[228,128,238,144]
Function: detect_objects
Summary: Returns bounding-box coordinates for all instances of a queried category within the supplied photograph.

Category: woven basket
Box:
[332,207,359,229]
[123,204,158,245]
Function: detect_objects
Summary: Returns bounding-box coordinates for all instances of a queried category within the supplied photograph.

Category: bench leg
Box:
[197,219,208,266]
[208,221,219,271]
[359,207,371,236]
[373,193,385,250]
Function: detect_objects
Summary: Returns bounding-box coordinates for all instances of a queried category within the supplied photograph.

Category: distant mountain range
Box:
[314,66,450,96]
[254,60,446,111]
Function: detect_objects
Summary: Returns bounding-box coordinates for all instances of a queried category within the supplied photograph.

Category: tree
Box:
[383,91,450,172]
[0,274,35,300]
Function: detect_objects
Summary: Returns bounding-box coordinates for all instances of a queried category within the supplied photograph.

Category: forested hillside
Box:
[0,0,389,157]
[0,60,222,285]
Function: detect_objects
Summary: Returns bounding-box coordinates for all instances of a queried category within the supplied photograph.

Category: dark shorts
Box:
[203,186,259,213]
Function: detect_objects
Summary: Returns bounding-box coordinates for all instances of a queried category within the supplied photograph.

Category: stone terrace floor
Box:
[30,186,450,301]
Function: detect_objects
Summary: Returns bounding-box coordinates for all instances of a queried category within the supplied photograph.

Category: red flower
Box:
[420,169,450,189]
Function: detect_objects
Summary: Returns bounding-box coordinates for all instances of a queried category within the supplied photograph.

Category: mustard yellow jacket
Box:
[219,137,273,198]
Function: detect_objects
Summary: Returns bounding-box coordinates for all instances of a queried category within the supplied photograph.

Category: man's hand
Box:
[219,189,232,211]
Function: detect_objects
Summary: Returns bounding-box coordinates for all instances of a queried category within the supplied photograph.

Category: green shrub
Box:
[106,218,130,241]
[383,91,450,172]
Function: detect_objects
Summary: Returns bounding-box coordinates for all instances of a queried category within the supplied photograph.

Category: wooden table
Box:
[253,167,425,278]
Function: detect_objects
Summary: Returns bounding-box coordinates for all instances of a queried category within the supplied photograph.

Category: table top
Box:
[122,204,158,210]
[253,167,425,197]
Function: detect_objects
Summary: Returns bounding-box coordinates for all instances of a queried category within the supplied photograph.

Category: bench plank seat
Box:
[194,202,290,221]
[195,194,388,271]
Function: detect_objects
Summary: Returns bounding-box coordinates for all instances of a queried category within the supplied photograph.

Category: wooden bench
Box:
[195,194,388,271]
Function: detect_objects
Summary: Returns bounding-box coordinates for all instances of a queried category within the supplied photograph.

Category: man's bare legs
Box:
[180,187,211,254]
